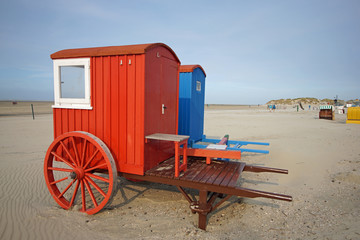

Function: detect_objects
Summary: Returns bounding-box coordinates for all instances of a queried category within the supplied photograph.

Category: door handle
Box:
[162,104,167,114]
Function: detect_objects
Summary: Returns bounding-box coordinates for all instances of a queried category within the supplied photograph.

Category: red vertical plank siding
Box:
[52,109,56,138]
[119,56,127,172]
[75,110,82,130]
[53,108,62,138]
[95,57,104,141]
[82,110,89,133]
[68,109,75,131]
[103,56,111,148]
[110,56,119,167]
[62,109,68,133]
[134,54,145,166]
[88,58,96,136]
[127,55,136,165]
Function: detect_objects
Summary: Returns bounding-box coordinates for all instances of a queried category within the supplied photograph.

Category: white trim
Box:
[53,58,91,109]
[52,104,93,110]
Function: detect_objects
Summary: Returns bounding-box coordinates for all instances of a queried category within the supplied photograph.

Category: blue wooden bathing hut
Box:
[178,65,206,144]
[178,64,269,154]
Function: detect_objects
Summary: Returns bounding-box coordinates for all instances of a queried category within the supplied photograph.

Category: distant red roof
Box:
[51,43,180,63]
[179,65,206,77]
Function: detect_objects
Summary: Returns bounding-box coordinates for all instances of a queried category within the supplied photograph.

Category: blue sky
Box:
[0,0,359,104]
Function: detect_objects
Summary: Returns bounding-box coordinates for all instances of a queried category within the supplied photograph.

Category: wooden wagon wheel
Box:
[44,131,118,214]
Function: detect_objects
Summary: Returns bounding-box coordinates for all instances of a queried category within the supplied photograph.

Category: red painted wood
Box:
[52,44,180,176]
[135,54,145,167]
[183,148,241,160]
[75,110,82,130]
[110,56,119,163]
[103,56,111,149]
[127,55,136,165]
[62,109,68,133]
[68,109,75,132]
[94,57,103,141]
[119,55,127,172]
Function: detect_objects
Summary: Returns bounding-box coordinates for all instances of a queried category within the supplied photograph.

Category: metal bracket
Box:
[190,201,212,214]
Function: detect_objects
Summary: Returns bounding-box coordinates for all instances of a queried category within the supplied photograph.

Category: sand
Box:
[0,101,53,116]
[0,104,359,239]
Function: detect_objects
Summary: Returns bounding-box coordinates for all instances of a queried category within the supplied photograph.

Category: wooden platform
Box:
[122,156,292,231]
[145,157,245,188]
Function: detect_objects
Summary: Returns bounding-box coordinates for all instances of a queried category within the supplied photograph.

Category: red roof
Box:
[179,65,206,77]
[51,43,180,63]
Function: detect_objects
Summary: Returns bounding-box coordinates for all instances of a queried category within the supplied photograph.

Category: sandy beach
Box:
[0,103,359,239]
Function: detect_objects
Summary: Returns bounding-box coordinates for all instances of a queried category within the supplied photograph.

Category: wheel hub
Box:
[71,167,85,180]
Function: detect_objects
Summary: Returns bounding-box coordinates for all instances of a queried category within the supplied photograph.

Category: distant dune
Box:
[265,97,359,105]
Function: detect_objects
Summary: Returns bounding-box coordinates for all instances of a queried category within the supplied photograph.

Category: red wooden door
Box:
[160,57,178,134]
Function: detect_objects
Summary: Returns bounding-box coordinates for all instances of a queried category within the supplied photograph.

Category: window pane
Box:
[60,66,85,98]
[196,81,201,92]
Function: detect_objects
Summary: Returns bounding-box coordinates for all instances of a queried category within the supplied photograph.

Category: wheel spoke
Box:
[81,180,86,211]
[58,179,76,198]
[51,151,75,169]
[70,137,80,166]
[85,176,106,197]
[60,140,78,167]
[85,163,108,173]
[86,173,110,183]
[48,166,73,172]
[81,139,88,167]
[50,176,69,185]
[83,149,100,169]
[84,179,98,207]
[69,180,80,207]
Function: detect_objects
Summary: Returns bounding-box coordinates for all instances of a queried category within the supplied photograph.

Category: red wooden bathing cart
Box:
[44,43,292,230]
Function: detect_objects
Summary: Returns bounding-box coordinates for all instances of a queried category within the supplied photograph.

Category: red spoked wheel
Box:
[44,131,118,215]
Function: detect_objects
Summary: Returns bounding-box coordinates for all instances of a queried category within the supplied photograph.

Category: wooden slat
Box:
[145,133,189,142]
[219,162,241,187]
[198,161,226,184]
[212,163,235,186]
[182,161,208,181]
[159,161,176,178]
[119,55,127,167]
[110,56,119,162]
[203,161,228,185]
[146,158,174,176]
[191,164,214,182]
[180,159,205,179]
[127,55,136,165]
[227,162,246,188]
[95,57,104,141]
[134,54,145,166]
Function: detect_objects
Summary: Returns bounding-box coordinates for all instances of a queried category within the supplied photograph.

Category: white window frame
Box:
[196,80,201,92]
[52,58,92,109]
